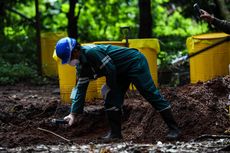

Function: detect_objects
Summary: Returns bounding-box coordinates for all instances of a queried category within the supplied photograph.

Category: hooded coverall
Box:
[70,44,171,113]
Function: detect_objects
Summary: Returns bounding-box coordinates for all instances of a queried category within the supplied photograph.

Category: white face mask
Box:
[69,59,80,66]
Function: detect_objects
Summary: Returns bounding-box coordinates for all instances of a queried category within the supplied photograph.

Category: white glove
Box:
[101,84,110,99]
[64,114,76,126]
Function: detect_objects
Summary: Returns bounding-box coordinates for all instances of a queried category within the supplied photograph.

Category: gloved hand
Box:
[64,113,76,126]
[200,9,214,23]
[101,84,110,99]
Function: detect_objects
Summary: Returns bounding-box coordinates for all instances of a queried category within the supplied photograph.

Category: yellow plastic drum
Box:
[57,63,76,104]
[128,39,160,87]
[96,76,106,99]
[187,33,230,83]
[93,41,126,98]
[55,43,97,104]
[94,41,127,47]
[41,32,67,77]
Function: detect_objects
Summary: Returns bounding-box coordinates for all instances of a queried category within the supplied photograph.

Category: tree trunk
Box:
[67,0,78,39]
[35,0,42,75]
[138,0,152,38]
[0,2,5,37]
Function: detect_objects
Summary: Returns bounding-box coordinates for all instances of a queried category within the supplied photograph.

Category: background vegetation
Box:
[0,0,229,85]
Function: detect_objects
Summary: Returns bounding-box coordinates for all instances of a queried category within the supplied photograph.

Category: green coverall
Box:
[70,44,170,113]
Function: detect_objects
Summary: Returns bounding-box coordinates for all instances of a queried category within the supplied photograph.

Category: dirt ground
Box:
[0,75,229,149]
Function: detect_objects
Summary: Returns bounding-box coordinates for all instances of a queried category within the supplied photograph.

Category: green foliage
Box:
[152,0,209,36]
[0,60,47,85]
[1,0,222,85]
[151,0,209,69]
[0,17,42,85]
[1,28,36,65]
[78,0,138,41]
[157,35,188,66]
[40,0,67,31]
[153,10,208,36]
[157,51,175,69]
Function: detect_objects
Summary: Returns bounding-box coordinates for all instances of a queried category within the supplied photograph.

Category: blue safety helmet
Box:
[55,37,77,64]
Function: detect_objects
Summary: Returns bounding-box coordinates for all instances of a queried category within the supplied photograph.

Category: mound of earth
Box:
[0,75,229,148]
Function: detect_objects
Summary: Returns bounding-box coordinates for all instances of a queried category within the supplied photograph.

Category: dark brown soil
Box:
[0,75,229,148]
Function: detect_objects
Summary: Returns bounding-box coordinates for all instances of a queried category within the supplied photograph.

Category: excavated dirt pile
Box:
[0,75,229,148]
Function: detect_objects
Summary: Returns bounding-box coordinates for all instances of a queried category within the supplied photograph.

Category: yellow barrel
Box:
[94,41,127,47]
[93,41,126,98]
[187,33,230,83]
[41,32,67,77]
[127,39,160,87]
[55,43,97,104]
[95,77,106,99]
[57,63,76,104]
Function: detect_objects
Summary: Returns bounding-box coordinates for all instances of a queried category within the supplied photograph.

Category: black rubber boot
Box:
[102,109,123,140]
[160,109,181,140]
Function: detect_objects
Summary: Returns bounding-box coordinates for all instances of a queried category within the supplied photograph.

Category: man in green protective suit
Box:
[55,37,181,140]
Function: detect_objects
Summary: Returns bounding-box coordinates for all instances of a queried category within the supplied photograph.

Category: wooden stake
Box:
[37,127,72,143]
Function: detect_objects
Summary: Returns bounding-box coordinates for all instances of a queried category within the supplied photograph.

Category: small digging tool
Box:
[120,26,131,47]
[50,119,68,125]
[120,26,136,96]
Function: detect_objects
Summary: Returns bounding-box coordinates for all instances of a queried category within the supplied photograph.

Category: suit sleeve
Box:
[212,18,230,34]
[70,67,89,114]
